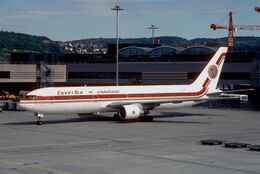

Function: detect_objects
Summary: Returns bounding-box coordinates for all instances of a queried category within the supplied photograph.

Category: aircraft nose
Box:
[18,101,27,110]
[18,100,30,111]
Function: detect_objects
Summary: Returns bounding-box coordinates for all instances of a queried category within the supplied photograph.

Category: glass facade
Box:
[150,47,181,58]
[119,47,149,58]
[118,46,215,61]
[181,47,215,54]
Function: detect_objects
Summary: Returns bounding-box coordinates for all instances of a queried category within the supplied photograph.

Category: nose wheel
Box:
[34,113,44,125]
[36,120,43,125]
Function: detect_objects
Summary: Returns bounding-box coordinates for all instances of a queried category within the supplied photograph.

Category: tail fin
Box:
[191,47,228,94]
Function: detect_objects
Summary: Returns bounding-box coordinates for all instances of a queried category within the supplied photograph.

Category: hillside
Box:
[0,31,63,58]
[0,31,260,59]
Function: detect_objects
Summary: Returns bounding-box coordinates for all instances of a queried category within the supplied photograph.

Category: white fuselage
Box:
[19,84,208,115]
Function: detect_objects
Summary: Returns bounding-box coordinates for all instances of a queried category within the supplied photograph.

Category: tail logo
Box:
[208,65,218,79]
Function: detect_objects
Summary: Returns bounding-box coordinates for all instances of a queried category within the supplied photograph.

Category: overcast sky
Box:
[0,0,259,41]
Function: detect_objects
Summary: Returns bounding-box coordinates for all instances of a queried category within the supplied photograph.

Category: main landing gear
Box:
[139,110,153,122]
[113,113,121,121]
[34,113,44,125]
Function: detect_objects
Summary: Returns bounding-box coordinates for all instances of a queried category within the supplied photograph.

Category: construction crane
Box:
[255,7,260,13]
[210,11,260,49]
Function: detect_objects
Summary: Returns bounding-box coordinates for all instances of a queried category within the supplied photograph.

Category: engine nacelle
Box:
[239,95,248,102]
[119,104,144,120]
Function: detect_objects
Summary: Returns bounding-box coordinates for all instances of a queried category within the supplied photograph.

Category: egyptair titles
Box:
[57,90,84,95]
[57,89,120,95]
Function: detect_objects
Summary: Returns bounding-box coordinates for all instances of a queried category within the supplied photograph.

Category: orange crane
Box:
[255,7,260,13]
[210,11,260,50]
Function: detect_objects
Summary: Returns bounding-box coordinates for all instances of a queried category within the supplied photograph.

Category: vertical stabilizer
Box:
[191,47,228,94]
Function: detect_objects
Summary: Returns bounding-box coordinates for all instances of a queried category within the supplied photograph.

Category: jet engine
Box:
[119,104,144,120]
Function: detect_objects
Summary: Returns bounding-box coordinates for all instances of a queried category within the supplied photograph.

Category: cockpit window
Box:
[27,95,37,99]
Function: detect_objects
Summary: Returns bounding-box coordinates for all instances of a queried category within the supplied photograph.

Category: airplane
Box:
[19,47,248,125]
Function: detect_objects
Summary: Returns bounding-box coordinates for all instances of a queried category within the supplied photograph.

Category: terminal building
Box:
[0,45,259,109]
[2,46,259,86]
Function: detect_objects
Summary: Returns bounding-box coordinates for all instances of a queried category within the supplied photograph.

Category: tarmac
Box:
[0,108,259,174]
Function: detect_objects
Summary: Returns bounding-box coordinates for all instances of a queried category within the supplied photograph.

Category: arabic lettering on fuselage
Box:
[97,89,120,94]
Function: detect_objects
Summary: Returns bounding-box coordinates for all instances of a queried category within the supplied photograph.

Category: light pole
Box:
[147,24,159,44]
[111,2,124,86]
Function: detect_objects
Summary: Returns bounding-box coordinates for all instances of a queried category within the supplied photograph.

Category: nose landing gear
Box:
[34,113,44,125]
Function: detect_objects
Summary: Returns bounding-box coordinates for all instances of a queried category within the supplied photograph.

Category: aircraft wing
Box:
[107,88,252,109]
[106,94,246,109]
[207,89,254,96]
[205,89,253,102]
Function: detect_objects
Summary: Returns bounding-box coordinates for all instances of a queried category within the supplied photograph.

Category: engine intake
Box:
[119,104,144,120]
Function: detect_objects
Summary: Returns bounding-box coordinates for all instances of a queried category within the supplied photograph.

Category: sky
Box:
[0,0,259,41]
